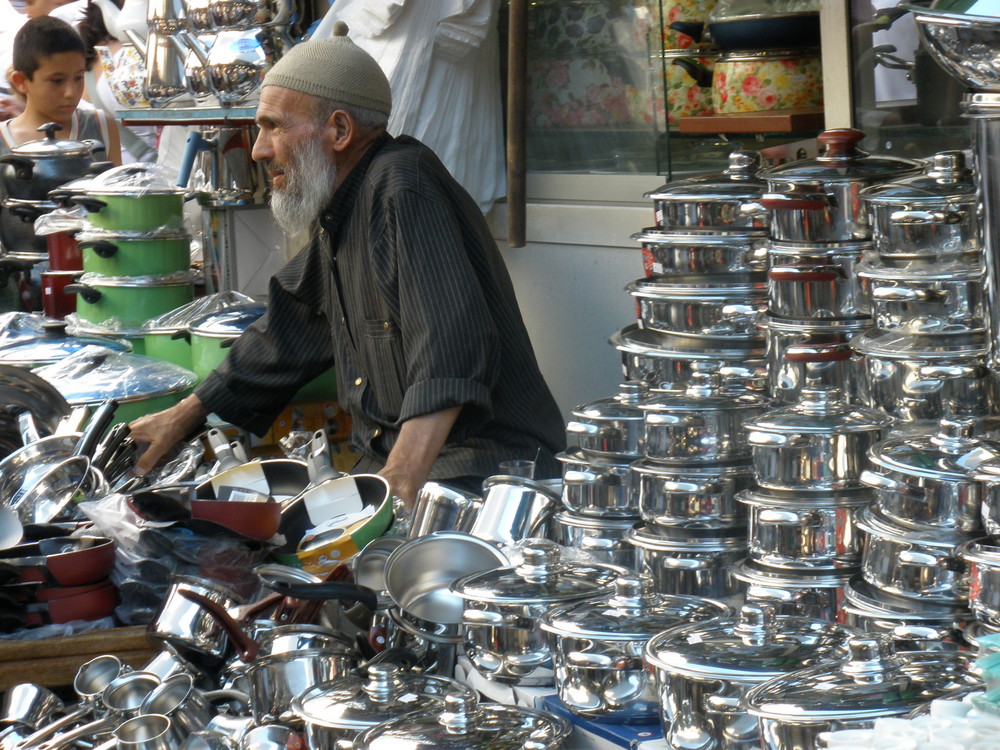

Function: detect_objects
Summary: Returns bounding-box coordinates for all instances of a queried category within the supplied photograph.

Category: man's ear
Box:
[326,110,354,153]
[9,70,29,97]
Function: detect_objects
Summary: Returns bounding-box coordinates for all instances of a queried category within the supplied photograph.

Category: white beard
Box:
[269,135,338,236]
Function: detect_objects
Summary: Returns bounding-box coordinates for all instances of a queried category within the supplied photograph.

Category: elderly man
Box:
[129,30,566,507]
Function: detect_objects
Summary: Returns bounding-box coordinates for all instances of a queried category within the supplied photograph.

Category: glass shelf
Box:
[115,107,256,125]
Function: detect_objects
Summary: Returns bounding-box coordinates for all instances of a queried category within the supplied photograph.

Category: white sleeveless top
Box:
[0,109,112,159]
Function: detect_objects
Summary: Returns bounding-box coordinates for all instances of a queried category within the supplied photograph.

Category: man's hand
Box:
[129,394,211,475]
[377,406,461,510]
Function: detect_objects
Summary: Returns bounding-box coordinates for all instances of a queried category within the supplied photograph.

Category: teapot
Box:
[95,45,150,108]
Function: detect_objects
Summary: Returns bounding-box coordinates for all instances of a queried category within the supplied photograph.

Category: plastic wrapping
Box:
[33,345,197,404]
[66,314,146,340]
[142,290,256,332]
[88,163,184,195]
[33,204,88,235]
[0,312,48,345]
[77,270,194,287]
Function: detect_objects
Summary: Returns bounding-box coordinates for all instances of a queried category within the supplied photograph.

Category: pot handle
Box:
[659,480,716,493]
[897,548,961,570]
[461,608,534,631]
[915,364,983,380]
[0,154,35,180]
[662,556,713,570]
[757,508,822,527]
[67,196,108,214]
[565,421,601,438]
[703,694,742,714]
[64,283,102,304]
[871,285,945,302]
[671,56,713,88]
[263,580,379,613]
[769,266,842,282]
[644,412,692,426]
[785,344,853,363]
[889,208,965,226]
[746,431,812,448]
[859,469,908,491]
[667,20,705,42]
[170,329,192,343]
[745,584,801,604]
[6,202,45,223]
[77,240,118,259]
[564,651,645,670]
[562,469,621,486]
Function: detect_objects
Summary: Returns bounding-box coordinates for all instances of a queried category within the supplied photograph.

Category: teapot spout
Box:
[123,29,148,64]
[170,30,210,66]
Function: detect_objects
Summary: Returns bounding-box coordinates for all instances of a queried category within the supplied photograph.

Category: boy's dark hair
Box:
[13,16,86,79]
[78,0,121,68]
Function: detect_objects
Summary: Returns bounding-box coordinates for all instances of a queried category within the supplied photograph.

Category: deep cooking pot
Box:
[556,448,636,517]
[565,382,646,458]
[958,537,1000,629]
[744,635,979,750]
[738,486,871,570]
[643,150,770,231]
[1,198,56,257]
[632,227,767,277]
[860,150,981,268]
[611,324,766,392]
[67,165,188,232]
[40,271,78,320]
[643,604,855,750]
[743,384,892,492]
[550,511,639,569]
[765,239,870,319]
[67,273,195,330]
[628,272,768,337]
[630,456,753,529]
[637,369,771,463]
[734,559,853,621]
[760,314,872,404]
[77,229,192,277]
[862,416,997,533]
[0,123,103,202]
[851,327,997,422]
[625,524,746,598]
[540,576,730,723]
[758,129,923,243]
[450,539,623,686]
[351,692,571,750]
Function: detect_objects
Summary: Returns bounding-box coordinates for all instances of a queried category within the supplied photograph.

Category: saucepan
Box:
[4,578,118,629]
[0,536,114,587]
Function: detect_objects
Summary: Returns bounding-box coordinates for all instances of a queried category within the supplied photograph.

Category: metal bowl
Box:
[904,0,1000,90]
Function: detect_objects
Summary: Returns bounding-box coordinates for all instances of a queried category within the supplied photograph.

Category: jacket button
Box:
[372,428,381,438]
[383,321,390,330]
[354,377,363,386]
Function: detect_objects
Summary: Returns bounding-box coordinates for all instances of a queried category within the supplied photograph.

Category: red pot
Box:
[41,271,79,319]
[47,231,82,271]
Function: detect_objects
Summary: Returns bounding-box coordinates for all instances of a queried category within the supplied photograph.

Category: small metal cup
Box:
[0,684,64,730]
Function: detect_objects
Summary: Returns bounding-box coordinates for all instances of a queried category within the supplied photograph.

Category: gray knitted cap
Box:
[262,28,392,117]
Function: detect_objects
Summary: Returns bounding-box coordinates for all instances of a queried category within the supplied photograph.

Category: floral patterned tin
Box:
[712,49,823,114]
[658,50,718,124]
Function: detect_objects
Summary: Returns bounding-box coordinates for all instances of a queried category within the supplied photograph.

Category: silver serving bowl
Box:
[904,0,1000,91]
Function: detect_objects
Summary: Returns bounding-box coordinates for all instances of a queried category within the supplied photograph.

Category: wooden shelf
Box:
[678,108,825,134]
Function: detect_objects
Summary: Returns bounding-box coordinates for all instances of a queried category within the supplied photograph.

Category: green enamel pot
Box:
[69,191,186,232]
[66,275,194,329]
[143,326,192,370]
[78,230,192,277]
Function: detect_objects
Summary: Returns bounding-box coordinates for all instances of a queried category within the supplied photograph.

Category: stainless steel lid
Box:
[859,151,977,203]
[638,370,771,412]
[631,228,764,245]
[851,327,989,357]
[612,323,766,358]
[736,486,874,509]
[291,664,475,732]
[644,151,768,203]
[759,129,923,183]
[866,416,999,482]
[643,604,854,681]
[744,384,894,434]
[854,505,970,548]
[570,383,647,422]
[630,455,754,479]
[627,272,767,298]
[449,539,622,605]
[733,558,855,587]
[845,574,972,617]
[539,576,731,641]
[626,524,748,551]
[351,693,571,750]
[744,635,979,723]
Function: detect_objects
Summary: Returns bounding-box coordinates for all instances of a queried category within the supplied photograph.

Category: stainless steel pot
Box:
[245,648,355,726]
[638,370,772,464]
[643,604,855,750]
[540,576,730,724]
[643,150,770,231]
[851,327,997,422]
[611,324,766,392]
[556,448,636,517]
[760,314,872,404]
[860,150,981,268]
[733,559,853,621]
[147,577,244,662]
[625,525,746,598]
[858,260,987,334]
[766,240,869,319]
[407,482,482,539]
[758,128,922,243]
[566,382,646,458]
[958,537,1000,629]
[863,416,997,533]
[451,539,623,687]
[469,475,560,547]
[743,384,893,492]
[631,228,767,277]
[856,506,970,602]
[631,456,753,529]
[738,486,871,570]
[550,511,639,569]
[745,636,979,750]
[628,273,768,337]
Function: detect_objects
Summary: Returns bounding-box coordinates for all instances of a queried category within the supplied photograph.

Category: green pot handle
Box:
[78,240,118,258]
[64,283,102,304]
[67,196,108,213]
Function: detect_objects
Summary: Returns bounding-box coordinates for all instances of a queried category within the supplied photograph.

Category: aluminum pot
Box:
[738,486,871,570]
[637,370,772,464]
[550,511,639,569]
[851,327,997,422]
[743,384,893,492]
[632,227,767,277]
[628,272,768,337]
[408,482,482,539]
[451,539,623,686]
[765,239,869,319]
[758,128,922,243]
[760,314,872,404]
[556,448,636,518]
[860,150,981,268]
[863,416,997,533]
[843,574,973,651]
[0,123,103,202]
[958,537,1000,629]
[745,636,978,750]
[611,324,766,392]
[631,456,753,529]
[565,382,646,459]
[643,604,855,750]
[857,260,987,334]
[856,506,970,602]
[734,559,853,622]
[625,524,746,598]
[643,150,770,231]
[540,576,730,723]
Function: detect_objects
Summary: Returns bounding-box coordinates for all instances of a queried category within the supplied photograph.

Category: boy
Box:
[0,15,121,163]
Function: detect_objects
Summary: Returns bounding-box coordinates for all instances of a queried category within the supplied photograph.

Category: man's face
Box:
[253,87,338,234]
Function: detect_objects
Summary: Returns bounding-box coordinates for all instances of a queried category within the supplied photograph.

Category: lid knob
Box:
[926,150,970,181]
[439,692,477,735]
[722,150,762,179]
[38,122,63,141]
[842,635,901,682]
[734,604,777,643]
[515,539,562,583]
[817,128,866,162]
[608,576,648,609]
[363,663,401,703]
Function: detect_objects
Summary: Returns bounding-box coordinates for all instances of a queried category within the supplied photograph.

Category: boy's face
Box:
[11,51,87,122]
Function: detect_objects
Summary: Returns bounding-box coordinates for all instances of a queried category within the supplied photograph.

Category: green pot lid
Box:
[540,576,730,641]
[88,164,186,194]
[143,291,256,331]
[188,303,266,338]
